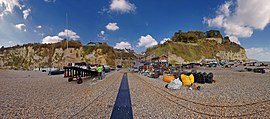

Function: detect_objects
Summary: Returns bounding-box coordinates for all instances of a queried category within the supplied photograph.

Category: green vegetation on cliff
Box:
[146,30,246,62]
[0,41,123,69]
[171,30,222,43]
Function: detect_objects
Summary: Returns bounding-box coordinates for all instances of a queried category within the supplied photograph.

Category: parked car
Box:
[133,67,139,72]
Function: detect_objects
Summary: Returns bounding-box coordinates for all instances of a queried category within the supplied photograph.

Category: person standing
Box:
[97,65,103,80]
[102,65,106,78]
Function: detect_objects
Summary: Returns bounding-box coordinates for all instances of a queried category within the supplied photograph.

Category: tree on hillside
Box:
[171,30,223,43]
[206,30,222,38]
[223,36,230,42]
[171,31,200,43]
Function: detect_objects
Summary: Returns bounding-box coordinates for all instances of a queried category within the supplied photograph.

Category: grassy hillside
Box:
[146,30,245,62]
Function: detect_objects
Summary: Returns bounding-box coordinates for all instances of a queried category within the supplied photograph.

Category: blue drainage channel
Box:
[110,72,133,119]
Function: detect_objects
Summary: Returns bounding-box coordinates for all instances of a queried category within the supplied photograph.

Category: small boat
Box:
[48,70,64,75]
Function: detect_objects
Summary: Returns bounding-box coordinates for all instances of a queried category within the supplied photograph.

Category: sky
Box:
[0,0,270,61]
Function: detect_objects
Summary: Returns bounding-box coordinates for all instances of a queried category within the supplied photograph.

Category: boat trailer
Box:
[64,66,98,84]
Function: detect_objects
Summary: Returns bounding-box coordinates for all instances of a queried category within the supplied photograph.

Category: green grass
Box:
[146,39,244,62]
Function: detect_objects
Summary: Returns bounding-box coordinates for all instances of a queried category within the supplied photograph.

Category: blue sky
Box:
[0,0,270,61]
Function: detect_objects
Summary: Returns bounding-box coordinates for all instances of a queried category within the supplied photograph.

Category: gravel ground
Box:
[0,69,123,118]
[129,72,206,118]
[0,67,269,118]
[131,67,270,118]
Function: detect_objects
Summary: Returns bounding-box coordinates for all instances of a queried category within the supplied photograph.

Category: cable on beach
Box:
[67,72,123,119]
[63,71,122,119]
[134,74,269,117]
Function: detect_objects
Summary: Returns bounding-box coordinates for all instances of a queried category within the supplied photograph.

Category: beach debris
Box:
[165,78,182,89]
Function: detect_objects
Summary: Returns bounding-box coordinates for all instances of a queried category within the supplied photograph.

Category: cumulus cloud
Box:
[204,0,270,44]
[14,23,26,31]
[58,29,80,40]
[22,8,30,19]
[137,35,158,48]
[114,41,132,49]
[106,22,119,31]
[0,0,21,17]
[42,36,62,44]
[36,25,42,29]
[109,0,136,13]
[160,38,171,44]
[41,29,79,44]
[245,48,270,61]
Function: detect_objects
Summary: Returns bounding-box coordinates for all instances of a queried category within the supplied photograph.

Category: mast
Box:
[65,13,69,66]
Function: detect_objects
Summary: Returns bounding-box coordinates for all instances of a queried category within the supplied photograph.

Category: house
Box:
[114,48,135,53]
[205,38,223,44]
[201,58,217,64]
[151,55,168,63]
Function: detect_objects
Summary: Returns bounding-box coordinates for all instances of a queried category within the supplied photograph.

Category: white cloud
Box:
[101,30,105,35]
[44,0,56,3]
[14,23,26,31]
[226,35,240,45]
[36,25,42,29]
[246,48,270,61]
[58,29,80,40]
[22,8,30,20]
[204,0,270,44]
[106,22,119,31]
[137,35,158,48]
[109,0,136,13]
[97,30,107,40]
[0,0,21,17]
[114,41,132,49]
[42,36,62,44]
[160,38,170,44]
[39,33,45,36]
[217,1,232,17]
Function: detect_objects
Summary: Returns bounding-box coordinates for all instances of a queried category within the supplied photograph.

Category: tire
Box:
[68,78,73,82]
[77,78,83,84]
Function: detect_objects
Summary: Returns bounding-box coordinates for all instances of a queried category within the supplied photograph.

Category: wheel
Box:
[77,78,83,84]
[68,78,73,82]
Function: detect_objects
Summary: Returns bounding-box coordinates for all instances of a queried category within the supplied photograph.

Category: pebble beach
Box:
[0,67,270,118]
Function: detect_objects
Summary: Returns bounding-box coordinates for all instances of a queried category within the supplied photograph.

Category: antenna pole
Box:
[66,13,69,48]
[65,13,69,66]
